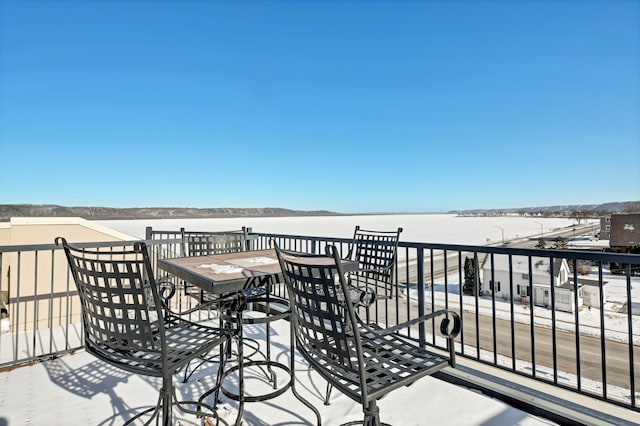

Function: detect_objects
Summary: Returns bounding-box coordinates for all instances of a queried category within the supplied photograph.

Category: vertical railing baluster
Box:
[49,249,55,356]
[549,254,558,384]
[490,253,497,364]
[598,263,607,400]
[404,246,411,338]
[33,251,39,358]
[429,248,436,345]
[508,254,515,371]
[573,258,581,392]
[64,251,72,350]
[474,251,480,360]
[625,264,634,407]
[416,247,425,349]
[457,250,464,356]
[443,249,449,309]
[529,257,535,378]
[14,252,21,362]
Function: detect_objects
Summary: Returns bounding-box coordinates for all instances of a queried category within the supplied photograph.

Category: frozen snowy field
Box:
[96,213,593,244]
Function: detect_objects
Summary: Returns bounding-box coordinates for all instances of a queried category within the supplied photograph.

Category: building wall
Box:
[0,218,136,332]
[599,215,611,240]
[554,287,581,312]
[582,286,601,309]
[481,258,579,311]
[609,213,640,248]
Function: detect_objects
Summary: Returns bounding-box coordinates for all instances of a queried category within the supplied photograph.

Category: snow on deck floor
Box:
[0,318,557,426]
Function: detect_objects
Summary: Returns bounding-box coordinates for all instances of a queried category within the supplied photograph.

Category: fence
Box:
[1,232,638,412]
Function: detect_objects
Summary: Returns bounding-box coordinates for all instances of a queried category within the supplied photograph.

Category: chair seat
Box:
[302,325,452,403]
[88,316,227,377]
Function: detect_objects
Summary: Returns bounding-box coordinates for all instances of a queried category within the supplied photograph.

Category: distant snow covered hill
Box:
[448,201,639,215]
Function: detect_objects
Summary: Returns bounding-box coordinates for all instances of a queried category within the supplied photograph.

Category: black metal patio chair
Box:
[345,226,403,303]
[274,243,460,426]
[56,237,230,426]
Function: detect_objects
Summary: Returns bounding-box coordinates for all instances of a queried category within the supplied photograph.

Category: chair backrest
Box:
[184,230,247,256]
[348,226,402,294]
[183,228,248,257]
[274,244,364,376]
[56,237,167,376]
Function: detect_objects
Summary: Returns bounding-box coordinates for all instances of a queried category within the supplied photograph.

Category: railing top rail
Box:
[401,241,640,262]
[0,238,182,253]
[252,232,640,263]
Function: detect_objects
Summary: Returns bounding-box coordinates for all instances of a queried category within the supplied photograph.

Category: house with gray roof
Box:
[479,254,605,313]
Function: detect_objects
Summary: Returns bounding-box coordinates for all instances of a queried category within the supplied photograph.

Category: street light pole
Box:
[534,221,543,238]
[494,225,504,244]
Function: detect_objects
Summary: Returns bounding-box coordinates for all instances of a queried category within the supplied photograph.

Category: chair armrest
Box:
[361,309,460,339]
[156,276,177,302]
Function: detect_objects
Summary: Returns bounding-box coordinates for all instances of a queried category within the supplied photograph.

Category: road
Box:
[375,298,639,391]
[459,308,639,389]
[385,223,638,392]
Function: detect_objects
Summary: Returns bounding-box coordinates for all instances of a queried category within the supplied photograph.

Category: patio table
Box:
[157,248,358,425]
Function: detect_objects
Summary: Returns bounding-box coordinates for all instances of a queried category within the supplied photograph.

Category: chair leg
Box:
[234,314,245,426]
[265,320,277,388]
[362,400,381,426]
[161,372,174,426]
[289,320,321,426]
[198,339,229,411]
[324,382,333,405]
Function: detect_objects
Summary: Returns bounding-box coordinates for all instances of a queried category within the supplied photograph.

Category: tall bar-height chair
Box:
[275,243,460,426]
[345,226,403,302]
[56,237,230,426]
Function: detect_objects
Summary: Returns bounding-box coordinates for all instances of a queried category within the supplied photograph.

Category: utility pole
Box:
[534,221,544,238]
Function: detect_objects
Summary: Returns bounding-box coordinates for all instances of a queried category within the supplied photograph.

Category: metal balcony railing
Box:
[1,232,638,415]
[249,231,640,413]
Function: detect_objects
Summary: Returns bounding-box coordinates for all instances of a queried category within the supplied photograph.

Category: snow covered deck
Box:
[0,317,558,426]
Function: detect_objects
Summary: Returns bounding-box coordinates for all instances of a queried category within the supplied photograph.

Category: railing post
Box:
[246,227,253,251]
[416,247,426,348]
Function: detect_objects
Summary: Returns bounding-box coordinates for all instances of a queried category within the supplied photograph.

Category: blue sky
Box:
[1,0,638,213]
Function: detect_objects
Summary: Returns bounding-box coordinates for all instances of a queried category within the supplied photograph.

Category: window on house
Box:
[521,273,529,280]
[517,285,528,297]
[490,280,501,292]
[544,290,549,297]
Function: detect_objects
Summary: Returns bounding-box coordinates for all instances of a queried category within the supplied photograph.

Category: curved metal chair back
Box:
[275,245,365,385]
[56,237,228,425]
[348,226,402,297]
[58,238,167,375]
[184,228,248,257]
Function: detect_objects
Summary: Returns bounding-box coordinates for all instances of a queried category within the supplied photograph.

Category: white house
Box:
[479,254,596,313]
